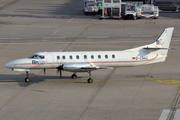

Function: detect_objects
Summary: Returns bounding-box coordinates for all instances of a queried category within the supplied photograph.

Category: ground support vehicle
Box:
[124,4,141,20]
[140,4,159,19]
[100,0,123,19]
[83,0,99,15]
[154,1,179,12]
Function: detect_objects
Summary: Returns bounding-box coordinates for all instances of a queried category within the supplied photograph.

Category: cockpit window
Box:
[29,55,45,59]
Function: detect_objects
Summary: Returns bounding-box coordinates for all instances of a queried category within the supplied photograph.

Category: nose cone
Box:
[5,61,14,68]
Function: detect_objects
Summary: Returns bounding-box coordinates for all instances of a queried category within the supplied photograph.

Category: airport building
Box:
[122,0,180,4]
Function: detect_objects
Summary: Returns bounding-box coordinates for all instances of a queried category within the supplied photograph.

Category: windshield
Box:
[126,6,135,11]
[29,54,45,59]
[87,1,95,6]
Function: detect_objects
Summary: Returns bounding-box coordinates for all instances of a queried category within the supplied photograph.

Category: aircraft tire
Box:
[71,74,77,79]
[25,77,30,83]
[87,78,93,83]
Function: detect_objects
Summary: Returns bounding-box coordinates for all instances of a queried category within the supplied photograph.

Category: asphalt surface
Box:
[0,0,180,120]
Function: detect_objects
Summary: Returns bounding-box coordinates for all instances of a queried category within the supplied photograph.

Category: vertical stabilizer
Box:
[145,27,174,49]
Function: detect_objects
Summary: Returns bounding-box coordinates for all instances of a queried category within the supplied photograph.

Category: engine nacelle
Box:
[63,62,90,72]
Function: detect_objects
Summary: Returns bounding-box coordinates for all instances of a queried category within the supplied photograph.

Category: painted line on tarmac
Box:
[0,38,20,39]
[67,18,74,22]
[42,37,65,39]
[51,29,59,35]
[131,36,153,38]
[0,82,26,84]
[1,78,180,84]
[87,36,109,39]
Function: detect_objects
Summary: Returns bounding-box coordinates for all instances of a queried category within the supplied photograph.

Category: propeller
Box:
[44,69,46,75]
[57,65,63,78]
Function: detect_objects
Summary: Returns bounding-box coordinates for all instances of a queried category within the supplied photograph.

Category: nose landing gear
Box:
[25,71,30,83]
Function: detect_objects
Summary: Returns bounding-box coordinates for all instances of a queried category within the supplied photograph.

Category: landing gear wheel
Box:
[25,77,30,83]
[71,74,77,79]
[87,78,93,83]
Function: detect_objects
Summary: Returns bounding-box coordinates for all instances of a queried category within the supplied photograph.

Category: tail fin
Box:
[144,27,174,49]
[143,27,174,64]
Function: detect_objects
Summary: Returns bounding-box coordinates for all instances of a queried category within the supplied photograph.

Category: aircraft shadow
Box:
[0,73,87,87]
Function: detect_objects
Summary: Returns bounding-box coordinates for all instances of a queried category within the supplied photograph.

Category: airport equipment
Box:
[140,4,159,19]
[5,28,174,83]
[123,2,142,19]
[124,4,141,20]
[154,1,179,12]
[125,1,143,6]
[83,0,99,15]
[101,0,122,19]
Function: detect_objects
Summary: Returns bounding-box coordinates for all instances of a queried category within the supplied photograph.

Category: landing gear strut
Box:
[71,73,77,79]
[87,71,93,83]
[25,71,30,83]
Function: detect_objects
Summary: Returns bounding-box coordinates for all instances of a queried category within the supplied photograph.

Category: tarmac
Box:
[0,0,180,120]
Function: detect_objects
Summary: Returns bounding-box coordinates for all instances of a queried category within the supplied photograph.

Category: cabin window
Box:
[105,55,108,59]
[57,56,60,60]
[98,55,101,59]
[69,55,73,59]
[112,54,115,59]
[76,55,79,59]
[62,56,66,59]
[84,55,87,59]
[91,55,94,59]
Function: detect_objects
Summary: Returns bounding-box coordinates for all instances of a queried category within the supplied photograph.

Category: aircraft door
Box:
[46,53,54,68]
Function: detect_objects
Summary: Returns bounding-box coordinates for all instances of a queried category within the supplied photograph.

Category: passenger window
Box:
[91,55,94,59]
[98,55,101,59]
[76,55,79,59]
[62,56,66,59]
[105,55,108,59]
[112,54,115,59]
[84,55,87,59]
[57,56,60,60]
[69,56,73,59]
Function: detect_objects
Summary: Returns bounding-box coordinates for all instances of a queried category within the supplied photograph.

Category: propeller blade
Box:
[60,70,62,78]
[57,64,63,79]
[44,69,46,75]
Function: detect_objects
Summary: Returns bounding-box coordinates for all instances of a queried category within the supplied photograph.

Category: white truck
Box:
[140,4,159,19]
[123,2,142,20]
[124,4,141,20]
[83,0,99,15]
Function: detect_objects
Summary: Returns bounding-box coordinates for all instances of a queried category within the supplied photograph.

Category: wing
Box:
[62,62,113,72]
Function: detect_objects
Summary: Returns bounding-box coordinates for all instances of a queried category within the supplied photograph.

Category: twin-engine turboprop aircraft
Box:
[5,27,174,83]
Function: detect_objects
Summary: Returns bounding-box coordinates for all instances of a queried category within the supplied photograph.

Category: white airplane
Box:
[5,27,174,83]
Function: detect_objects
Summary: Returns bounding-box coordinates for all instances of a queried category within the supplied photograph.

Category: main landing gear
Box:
[71,73,77,79]
[71,71,93,83]
[25,71,30,83]
[87,71,93,83]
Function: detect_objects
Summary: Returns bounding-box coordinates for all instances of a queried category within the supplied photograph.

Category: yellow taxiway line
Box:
[0,77,180,84]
